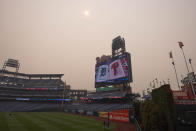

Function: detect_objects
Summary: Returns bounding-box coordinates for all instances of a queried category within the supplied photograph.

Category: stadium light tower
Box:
[112,36,126,57]
[2,59,20,72]
[169,51,181,90]
[178,42,195,95]
[2,59,20,77]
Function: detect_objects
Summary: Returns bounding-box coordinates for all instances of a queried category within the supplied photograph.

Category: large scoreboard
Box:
[95,52,132,88]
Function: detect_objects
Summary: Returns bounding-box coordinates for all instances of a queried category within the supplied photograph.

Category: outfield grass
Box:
[0,112,116,131]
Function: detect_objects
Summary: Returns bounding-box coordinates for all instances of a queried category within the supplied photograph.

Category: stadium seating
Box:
[0,75,64,89]
[0,101,61,112]
[64,103,132,112]
[0,71,68,99]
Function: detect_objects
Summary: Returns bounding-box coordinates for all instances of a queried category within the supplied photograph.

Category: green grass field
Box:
[0,112,116,131]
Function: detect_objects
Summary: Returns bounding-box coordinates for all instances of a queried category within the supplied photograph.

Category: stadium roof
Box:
[0,69,64,78]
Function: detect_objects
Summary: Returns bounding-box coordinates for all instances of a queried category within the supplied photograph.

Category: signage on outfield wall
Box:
[99,112,108,118]
[109,109,129,122]
[98,110,130,122]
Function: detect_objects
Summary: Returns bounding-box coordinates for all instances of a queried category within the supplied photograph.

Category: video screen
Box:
[95,52,132,88]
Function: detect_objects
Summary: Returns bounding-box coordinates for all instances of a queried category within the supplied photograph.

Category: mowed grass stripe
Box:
[59,112,116,130]
[0,112,9,131]
[48,113,113,131]
[45,112,104,127]
[14,113,46,131]
[32,112,81,131]
[19,112,60,131]
[59,112,99,122]
[5,113,26,131]
[36,112,96,131]
[37,112,105,131]
[50,112,101,123]
[40,112,115,131]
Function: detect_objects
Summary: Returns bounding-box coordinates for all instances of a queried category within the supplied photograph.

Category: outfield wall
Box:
[64,108,133,123]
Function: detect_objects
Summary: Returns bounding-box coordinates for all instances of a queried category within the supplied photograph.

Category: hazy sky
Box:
[0,0,196,94]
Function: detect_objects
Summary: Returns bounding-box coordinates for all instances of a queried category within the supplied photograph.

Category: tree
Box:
[151,85,174,131]
[133,100,142,123]
[141,100,168,131]
[140,85,175,131]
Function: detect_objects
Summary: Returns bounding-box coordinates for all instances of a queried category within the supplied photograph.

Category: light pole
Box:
[168,79,170,85]
[178,42,195,96]
[169,51,181,90]
[189,59,195,73]
[142,90,145,97]
[152,80,155,88]
[155,78,158,88]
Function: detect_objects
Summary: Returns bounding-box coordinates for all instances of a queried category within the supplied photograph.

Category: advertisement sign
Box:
[99,112,108,118]
[109,109,129,123]
[96,85,117,92]
[172,91,188,100]
[95,52,132,87]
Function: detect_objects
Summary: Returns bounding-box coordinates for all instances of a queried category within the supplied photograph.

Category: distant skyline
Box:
[0,0,196,94]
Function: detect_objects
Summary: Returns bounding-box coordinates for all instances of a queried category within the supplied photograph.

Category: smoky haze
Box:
[0,0,196,94]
